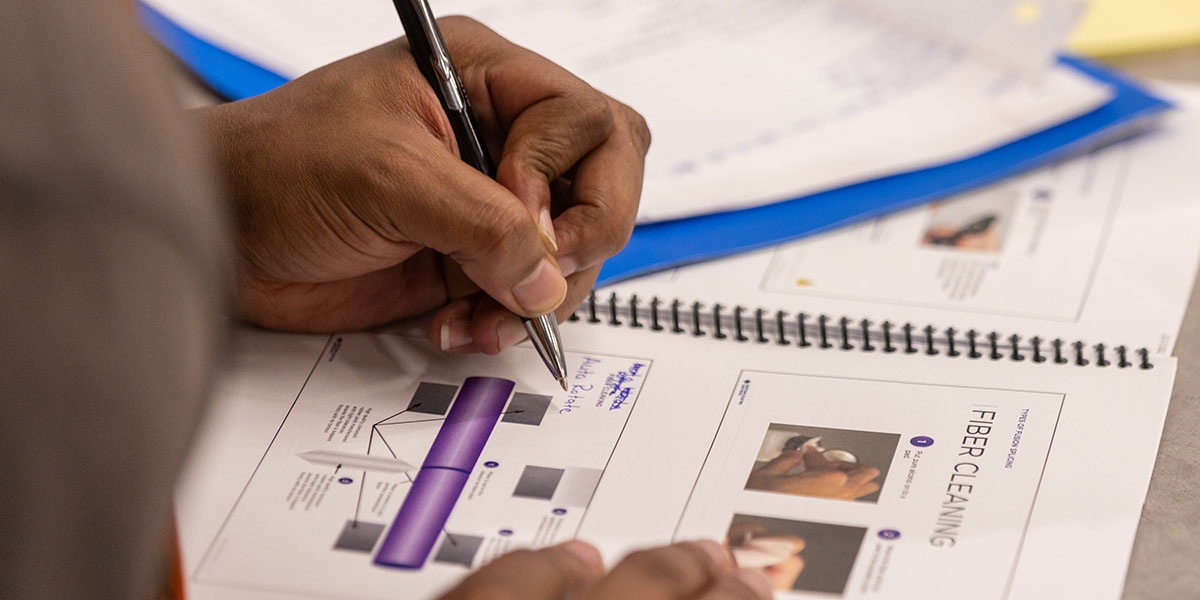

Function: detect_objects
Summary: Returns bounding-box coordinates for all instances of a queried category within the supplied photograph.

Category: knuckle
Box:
[438,15,488,33]
[516,134,574,180]
[622,106,652,152]
[621,547,706,587]
[586,197,635,253]
[573,89,615,134]
[465,200,529,257]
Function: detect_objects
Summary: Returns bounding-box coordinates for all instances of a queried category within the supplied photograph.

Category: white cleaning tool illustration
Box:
[298,449,416,474]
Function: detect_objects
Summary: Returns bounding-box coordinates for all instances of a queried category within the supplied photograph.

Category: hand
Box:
[725,525,806,592]
[438,540,773,600]
[922,226,1000,252]
[199,17,650,353]
[745,448,881,500]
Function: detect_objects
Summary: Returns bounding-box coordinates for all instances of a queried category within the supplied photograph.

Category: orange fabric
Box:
[156,519,185,600]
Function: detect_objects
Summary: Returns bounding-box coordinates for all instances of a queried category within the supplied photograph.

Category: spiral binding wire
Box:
[569,291,1154,370]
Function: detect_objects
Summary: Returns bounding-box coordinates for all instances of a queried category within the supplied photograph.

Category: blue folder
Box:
[136,2,1172,286]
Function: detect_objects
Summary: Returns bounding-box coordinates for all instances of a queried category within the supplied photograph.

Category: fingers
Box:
[440,540,770,600]
[427,18,647,320]
[439,540,603,600]
[696,570,774,600]
[492,75,614,252]
[763,535,806,555]
[238,252,446,332]
[401,154,567,318]
[583,541,733,600]
[802,448,836,472]
[552,100,651,278]
[846,466,881,487]
[854,481,881,498]
[846,467,881,498]
[438,16,618,255]
[429,263,601,354]
[754,451,809,477]
[762,555,806,591]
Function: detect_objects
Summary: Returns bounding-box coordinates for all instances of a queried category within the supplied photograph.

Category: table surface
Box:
[1102,47,1200,600]
[173,46,1200,598]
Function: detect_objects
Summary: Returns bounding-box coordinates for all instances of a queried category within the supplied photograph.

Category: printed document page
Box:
[142,0,1110,222]
[177,319,1174,600]
[605,85,1200,354]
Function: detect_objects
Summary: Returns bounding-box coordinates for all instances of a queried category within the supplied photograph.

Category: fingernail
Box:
[496,316,528,351]
[537,208,558,252]
[513,258,567,315]
[557,256,579,278]
[439,320,473,352]
[557,540,604,572]
[693,539,732,569]
[735,568,774,598]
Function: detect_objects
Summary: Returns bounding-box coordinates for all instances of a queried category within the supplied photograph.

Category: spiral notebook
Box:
[602,89,1200,359]
[177,317,1176,600]
[173,85,1200,600]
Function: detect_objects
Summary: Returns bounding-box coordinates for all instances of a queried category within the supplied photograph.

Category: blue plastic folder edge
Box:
[137,2,288,99]
[136,2,1173,286]
[599,57,1172,284]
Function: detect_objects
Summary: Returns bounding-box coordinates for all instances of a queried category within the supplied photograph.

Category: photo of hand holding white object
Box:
[745,424,900,502]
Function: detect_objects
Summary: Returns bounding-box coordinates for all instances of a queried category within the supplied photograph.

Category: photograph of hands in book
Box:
[745,424,896,503]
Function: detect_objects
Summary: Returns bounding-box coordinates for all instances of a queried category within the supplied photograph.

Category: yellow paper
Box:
[1069,0,1200,56]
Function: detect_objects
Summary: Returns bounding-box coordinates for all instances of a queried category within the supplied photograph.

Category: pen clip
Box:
[409,0,466,111]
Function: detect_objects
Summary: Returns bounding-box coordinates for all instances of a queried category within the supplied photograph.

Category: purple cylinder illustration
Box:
[374,376,513,569]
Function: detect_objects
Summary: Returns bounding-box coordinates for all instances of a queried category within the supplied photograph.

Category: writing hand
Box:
[745,448,881,500]
[438,540,772,600]
[199,17,650,353]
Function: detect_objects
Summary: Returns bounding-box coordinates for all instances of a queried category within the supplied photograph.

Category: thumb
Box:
[404,156,567,318]
[439,541,604,600]
[755,451,808,477]
[802,448,837,472]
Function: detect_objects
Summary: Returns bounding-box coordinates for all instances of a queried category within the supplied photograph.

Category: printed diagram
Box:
[677,371,1064,598]
[759,145,1126,319]
[196,334,649,599]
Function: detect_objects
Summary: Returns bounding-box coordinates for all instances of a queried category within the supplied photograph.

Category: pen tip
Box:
[558,377,568,392]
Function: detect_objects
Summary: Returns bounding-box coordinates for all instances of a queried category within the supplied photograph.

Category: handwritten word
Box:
[560,384,592,415]
[575,357,602,380]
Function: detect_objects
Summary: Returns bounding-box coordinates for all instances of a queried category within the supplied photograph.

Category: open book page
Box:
[604,84,1200,355]
[142,0,1110,222]
[177,320,1174,600]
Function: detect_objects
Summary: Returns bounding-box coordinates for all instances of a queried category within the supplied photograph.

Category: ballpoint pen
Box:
[390,0,569,391]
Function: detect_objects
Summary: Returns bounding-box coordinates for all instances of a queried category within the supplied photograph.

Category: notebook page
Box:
[603,83,1200,355]
[175,318,1174,599]
[143,0,1111,222]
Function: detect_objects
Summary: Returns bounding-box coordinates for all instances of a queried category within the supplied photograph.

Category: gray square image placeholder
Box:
[502,393,552,426]
[433,533,485,567]
[408,382,458,415]
[512,465,565,500]
[332,520,386,553]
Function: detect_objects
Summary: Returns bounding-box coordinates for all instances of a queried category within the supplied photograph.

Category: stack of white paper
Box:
[144,0,1110,222]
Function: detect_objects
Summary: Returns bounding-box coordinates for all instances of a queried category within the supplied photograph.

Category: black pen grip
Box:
[447,105,496,177]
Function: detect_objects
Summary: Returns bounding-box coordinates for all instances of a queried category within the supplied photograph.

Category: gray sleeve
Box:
[0,1,230,598]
